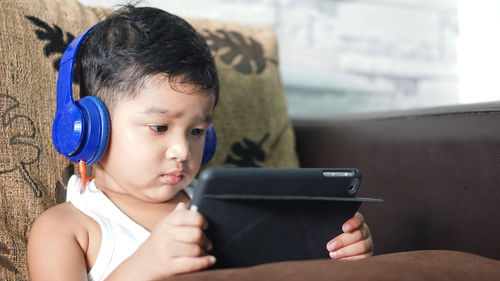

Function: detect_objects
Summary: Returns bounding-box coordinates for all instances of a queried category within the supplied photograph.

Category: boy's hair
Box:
[77,5,219,110]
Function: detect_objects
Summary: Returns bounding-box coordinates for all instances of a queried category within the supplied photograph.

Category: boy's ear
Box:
[189,19,299,169]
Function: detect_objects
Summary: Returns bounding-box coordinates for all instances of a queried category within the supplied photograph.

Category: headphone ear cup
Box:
[68,96,110,165]
[201,125,217,165]
[52,104,85,157]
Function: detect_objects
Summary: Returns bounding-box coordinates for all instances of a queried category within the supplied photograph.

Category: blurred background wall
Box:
[77,0,500,117]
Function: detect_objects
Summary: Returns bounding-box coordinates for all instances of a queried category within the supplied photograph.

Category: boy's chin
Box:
[142,187,185,203]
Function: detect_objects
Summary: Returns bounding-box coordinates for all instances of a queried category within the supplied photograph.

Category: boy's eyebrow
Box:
[141,106,213,122]
[141,107,170,115]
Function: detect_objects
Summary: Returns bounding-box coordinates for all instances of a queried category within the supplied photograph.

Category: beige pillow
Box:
[0,0,298,279]
[1,0,106,279]
[191,19,298,169]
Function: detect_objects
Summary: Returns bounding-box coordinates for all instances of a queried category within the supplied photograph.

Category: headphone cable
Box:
[78,161,95,190]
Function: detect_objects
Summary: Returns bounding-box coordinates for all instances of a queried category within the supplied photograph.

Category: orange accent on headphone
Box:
[78,161,95,190]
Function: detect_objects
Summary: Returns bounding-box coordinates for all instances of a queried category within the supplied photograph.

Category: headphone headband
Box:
[53,24,216,165]
[56,25,96,111]
[52,24,109,162]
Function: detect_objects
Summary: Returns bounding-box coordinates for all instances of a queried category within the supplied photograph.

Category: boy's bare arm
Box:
[28,204,89,281]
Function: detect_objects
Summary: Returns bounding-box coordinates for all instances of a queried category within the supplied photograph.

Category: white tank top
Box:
[66,175,195,281]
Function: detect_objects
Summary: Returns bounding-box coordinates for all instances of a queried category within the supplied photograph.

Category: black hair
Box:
[78,5,219,110]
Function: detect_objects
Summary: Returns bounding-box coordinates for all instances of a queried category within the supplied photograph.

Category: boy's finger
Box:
[173,226,213,251]
[174,202,187,211]
[168,209,208,229]
[339,254,372,261]
[327,223,370,251]
[171,255,216,274]
[329,238,373,259]
[170,241,207,258]
[342,212,365,232]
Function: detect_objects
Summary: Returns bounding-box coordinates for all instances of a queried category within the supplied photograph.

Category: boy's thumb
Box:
[174,202,186,211]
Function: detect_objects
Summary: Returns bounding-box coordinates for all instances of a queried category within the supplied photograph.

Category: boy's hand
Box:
[115,202,215,280]
[326,212,373,260]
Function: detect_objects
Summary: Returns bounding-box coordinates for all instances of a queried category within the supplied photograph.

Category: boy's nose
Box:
[166,142,191,161]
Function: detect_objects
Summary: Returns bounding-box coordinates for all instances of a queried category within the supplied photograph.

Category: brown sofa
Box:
[294,101,500,260]
[167,102,500,280]
[1,0,499,279]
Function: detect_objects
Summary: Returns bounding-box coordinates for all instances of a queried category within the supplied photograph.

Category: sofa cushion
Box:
[166,250,500,281]
[0,0,298,279]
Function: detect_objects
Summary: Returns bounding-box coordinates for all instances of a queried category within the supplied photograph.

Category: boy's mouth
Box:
[161,173,184,185]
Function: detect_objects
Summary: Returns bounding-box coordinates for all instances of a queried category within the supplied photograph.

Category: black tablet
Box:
[189,167,382,269]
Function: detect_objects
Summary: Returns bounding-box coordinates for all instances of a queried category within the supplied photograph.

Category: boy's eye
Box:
[150,125,168,133]
[191,128,204,136]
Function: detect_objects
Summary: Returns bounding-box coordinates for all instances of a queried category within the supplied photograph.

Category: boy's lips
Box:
[161,171,184,185]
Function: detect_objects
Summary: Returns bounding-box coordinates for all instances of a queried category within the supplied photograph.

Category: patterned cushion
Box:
[0,0,298,279]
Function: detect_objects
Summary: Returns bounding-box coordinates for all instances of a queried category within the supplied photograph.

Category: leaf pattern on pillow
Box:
[0,91,41,197]
[225,133,269,167]
[25,16,77,81]
[202,29,277,75]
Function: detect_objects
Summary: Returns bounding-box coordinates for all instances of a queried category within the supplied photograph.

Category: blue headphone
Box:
[52,25,217,166]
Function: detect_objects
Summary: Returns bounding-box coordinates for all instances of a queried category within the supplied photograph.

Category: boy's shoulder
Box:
[29,202,98,249]
[28,203,103,278]
[32,202,84,229]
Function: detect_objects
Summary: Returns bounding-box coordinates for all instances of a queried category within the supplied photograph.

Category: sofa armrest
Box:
[292,102,500,259]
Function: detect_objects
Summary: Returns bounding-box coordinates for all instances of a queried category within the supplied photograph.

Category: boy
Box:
[28,5,373,281]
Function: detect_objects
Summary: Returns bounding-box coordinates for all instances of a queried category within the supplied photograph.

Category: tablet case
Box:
[190,167,382,269]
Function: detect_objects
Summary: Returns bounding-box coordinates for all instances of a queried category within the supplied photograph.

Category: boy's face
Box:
[96,75,216,203]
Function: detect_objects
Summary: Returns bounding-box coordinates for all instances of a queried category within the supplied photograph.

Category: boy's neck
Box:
[104,189,189,232]
[91,169,190,232]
